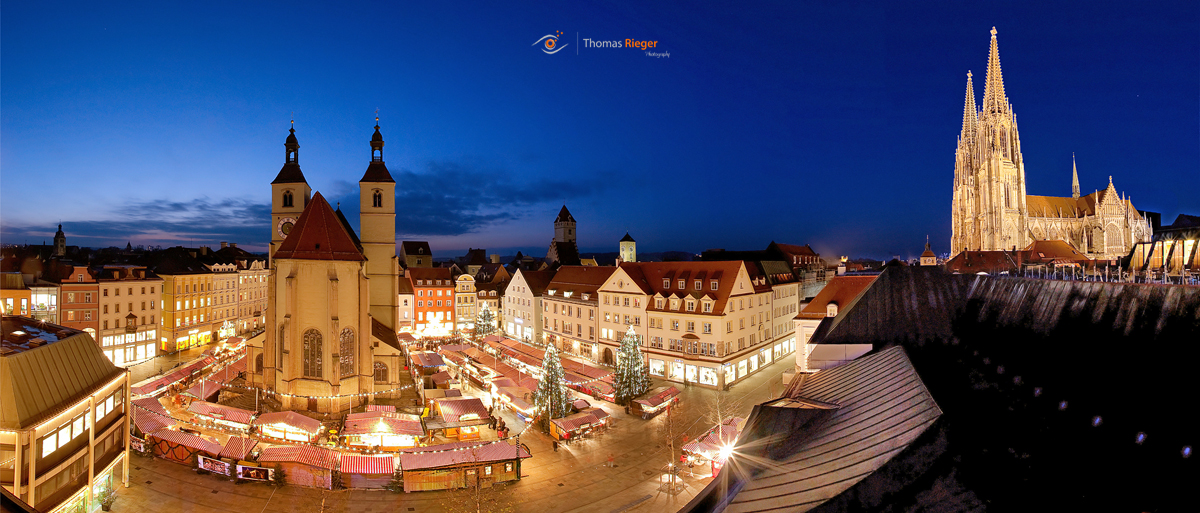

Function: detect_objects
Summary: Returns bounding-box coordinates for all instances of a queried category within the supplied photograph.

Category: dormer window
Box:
[670,299,679,310]
[827,302,838,317]
[686,300,695,312]
[581,293,589,301]
[694,280,701,290]
[564,291,573,298]
[711,280,718,290]
[655,298,664,309]
[703,301,713,313]
[663,278,670,289]
[678,280,685,289]
[548,289,557,296]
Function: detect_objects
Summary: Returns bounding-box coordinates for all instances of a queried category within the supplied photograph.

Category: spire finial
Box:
[981,27,1009,116]
[375,107,379,128]
[990,26,997,37]
[1071,153,1080,199]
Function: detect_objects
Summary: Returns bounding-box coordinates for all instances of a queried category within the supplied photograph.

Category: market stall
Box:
[253,411,323,442]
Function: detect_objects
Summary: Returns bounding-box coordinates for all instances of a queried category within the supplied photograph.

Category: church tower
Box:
[53,224,66,257]
[951,27,1028,254]
[1071,153,1081,199]
[554,205,576,243]
[359,119,398,330]
[619,232,636,263]
[270,122,311,261]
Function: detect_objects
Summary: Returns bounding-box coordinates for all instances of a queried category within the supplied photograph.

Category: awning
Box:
[341,454,396,474]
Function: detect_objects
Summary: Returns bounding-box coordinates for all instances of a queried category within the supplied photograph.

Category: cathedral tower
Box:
[951,27,1028,254]
[359,119,398,330]
[53,224,66,257]
[271,122,312,260]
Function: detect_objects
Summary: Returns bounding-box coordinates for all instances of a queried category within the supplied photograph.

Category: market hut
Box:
[253,411,323,442]
[219,436,259,461]
[631,385,681,419]
[340,454,397,488]
[256,445,341,488]
[398,441,531,492]
[548,406,609,440]
[131,397,177,438]
[429,397,492,441]
[148,429,221,465]
[186,401,256,430]
[343,411,424,450]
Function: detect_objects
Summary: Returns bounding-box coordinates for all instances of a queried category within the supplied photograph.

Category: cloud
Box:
[1,160,611,248]
[336,160,612,237]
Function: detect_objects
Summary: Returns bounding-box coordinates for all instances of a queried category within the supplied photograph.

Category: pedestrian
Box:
[607,453,615,467]
[553,439,559,452]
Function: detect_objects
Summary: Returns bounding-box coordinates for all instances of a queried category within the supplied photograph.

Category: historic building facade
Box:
[950,28,1151,261]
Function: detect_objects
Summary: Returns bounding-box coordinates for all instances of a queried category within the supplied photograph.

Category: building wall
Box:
[159,272,214,353]
[542,293,599,362]
[454,275,477,332]
[503,271,541,344]
[97,271,162,367]
[237,263,268,334]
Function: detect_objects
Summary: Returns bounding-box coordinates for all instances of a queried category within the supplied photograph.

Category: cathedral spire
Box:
[1071,153,1080,199]
[981,27,1009,117]
[961,71,977,141]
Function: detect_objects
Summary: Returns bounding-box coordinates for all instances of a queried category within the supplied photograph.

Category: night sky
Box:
[2,2,1197,260]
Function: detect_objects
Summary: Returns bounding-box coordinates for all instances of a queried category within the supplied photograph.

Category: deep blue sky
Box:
[2,1,1197,260]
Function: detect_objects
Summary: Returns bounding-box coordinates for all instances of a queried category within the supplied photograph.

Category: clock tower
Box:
[270,121,311,261]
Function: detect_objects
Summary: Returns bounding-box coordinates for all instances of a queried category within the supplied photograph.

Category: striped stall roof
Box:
[435,397,490,423]
[410,352,445,368]
[365,404,396,412]
[343,411,424,436]
[150,429,221,455]
[133,408,176,435]
[341,454,396,474]
[187,401,256,425]
[253,411,322,434]
[257,445,341,468]
[398,441,530,471]
[634,386,680,408]
[184,380,222,400]
[219,436,258,460]
[721,346,941,512]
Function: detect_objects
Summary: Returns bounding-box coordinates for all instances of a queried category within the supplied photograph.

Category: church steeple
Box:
[1071,153,1080,199]
[981,27,1009,117]
[960,71,977,141]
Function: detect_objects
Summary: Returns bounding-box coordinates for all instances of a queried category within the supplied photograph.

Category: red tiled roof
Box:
[133,407,176,435]
[273,192,365,261]
[545,266,617,297]
[187,401,256,425]
[257,445,340,468]
[797,275,877,320]
[184,380,222,400]
[398,441,531,471]
[618,261,747,316]
[253,411,322,434]
[341,454,396,474]
[150,429,221,455]
[219,436,259,460]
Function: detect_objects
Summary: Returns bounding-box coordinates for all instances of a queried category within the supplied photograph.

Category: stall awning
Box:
[150,429,220,455]
[219,436,258,460]
[253,411,322,434]
[341,454,396,474]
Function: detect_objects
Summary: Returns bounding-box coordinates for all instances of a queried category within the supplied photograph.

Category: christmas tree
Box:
[614,326,652,405]
[533,342,573,428]
[474,303,497,344]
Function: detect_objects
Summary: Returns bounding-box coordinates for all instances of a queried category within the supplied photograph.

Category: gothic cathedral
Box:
[951,28,1151,261]
[248,121,404,413]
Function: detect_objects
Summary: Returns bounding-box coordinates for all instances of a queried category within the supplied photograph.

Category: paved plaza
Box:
[111,348,795,513]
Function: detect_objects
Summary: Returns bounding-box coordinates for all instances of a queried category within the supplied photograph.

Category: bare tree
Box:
[657,399,688,493]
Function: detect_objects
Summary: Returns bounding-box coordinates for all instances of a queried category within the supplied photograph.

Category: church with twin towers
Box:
[950,27,1152,261]
[246,119,407,413]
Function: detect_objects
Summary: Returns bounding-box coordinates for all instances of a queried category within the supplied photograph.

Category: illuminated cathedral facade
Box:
[950,28,1152,261]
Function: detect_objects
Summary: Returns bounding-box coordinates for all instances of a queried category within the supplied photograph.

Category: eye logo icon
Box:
[533,31,568,54]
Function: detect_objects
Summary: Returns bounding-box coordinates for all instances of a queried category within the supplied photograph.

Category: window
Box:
[623,297,630,307]
[686,321,695,332]
[703,322,712,334]
[103,289,108,296]
[695,280,702,290]
[418,290,423,297]
[671,320,679,331]
[150,286,155,294]
[727,321,732,333]
[663,279,670,288]
[339,328,355,377]
[678,280,685,289]
[84,312,92,321]
[417,300,423,307]
[505,462,514,472]
[103,305,109,314]
[655,298,663,309]
[373,190,382,208]
[686,301,695,312]
[283,191,294,208]
[703,302,713,313]
[85,293,92,302]
[302,329,323,378]
[485,465,493,476]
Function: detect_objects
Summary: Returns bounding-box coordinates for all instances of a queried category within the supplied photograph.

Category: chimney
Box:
[230,243,237,248]
[490,254,500,264]
[220,242,228,249]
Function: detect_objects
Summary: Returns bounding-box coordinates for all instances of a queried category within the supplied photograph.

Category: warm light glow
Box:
[719,443,734,461]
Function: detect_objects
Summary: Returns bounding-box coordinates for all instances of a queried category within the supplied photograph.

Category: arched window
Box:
[283,191,294,208]
[339,328,355,377]
[373,362,388,383]
[302,329,323,378]
[255,353,264,374]
[372,190,383,208]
